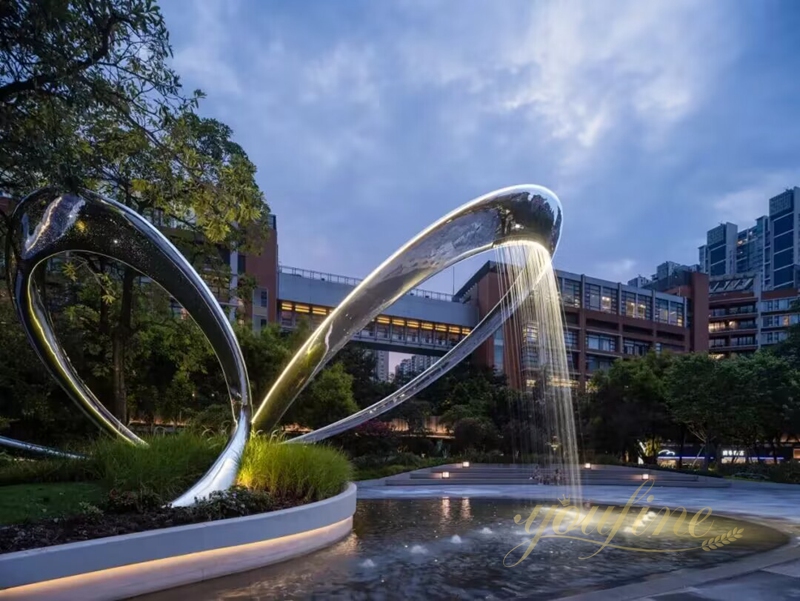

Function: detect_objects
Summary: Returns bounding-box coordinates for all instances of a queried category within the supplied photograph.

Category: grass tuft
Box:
[238,435,352,502]
[85,432,225,503]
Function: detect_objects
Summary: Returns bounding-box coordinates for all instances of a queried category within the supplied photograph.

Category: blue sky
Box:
[160,0,800,293]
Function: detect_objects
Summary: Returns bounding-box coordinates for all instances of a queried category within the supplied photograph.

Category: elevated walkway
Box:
[381,463,731,488]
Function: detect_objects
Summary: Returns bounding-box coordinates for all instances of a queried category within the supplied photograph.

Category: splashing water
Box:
[360,559,376,568]
[450,535,463,544]
[480,527,493,535]
[410,545,428,554]
[494,242,582,503]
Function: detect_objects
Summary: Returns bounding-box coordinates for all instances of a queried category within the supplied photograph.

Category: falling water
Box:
[494,242,582,503]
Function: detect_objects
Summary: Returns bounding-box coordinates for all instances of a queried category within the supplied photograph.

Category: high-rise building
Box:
[394,354,437,380]
[372,350,390,382]
[736,217,767,277]
[699,222,738,277]
[765,187,800,290]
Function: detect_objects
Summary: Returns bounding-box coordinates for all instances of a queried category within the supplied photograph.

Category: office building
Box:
[453,262,706,392]
[766,187,800,290]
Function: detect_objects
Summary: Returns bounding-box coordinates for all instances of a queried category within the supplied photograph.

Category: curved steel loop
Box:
[254,184,562,433]
[0,435,86,460]
[4,188,251,506]
[290,240,543,443]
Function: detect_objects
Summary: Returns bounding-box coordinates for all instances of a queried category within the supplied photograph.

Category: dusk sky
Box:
[160,0,800,294]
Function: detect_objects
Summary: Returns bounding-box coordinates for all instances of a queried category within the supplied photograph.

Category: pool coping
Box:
[0,482,357,600]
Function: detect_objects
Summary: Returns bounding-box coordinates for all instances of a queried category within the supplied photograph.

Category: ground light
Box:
[462,461,470,468]
[442,471,450,479]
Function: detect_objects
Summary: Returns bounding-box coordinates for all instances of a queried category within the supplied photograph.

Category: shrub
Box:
[333,420,400,457]
[188,485,274,520]
[238,435,352,502]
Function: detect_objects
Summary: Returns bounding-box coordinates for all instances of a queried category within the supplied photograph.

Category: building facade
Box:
[454,262,706,392]
[766,187,800,290]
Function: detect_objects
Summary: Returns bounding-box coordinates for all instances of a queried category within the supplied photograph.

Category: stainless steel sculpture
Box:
[254,184,562,435]
[2,184,561,503]
[4,188,251,506]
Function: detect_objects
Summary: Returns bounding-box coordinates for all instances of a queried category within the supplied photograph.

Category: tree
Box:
[584,352,674,463]
[665,353,729,469]
[283,362,359,431]
[0,0,198,194]
[748,352,800,461]
[453,417,498,453]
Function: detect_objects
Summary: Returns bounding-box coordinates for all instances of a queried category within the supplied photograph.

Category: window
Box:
[761,298,796,312]
[774,232,793,253]
[655,298,669,322]
[260,318,267,329]
[774,249,793,270]
[623,339,649,356]
[564,330,578,349]
[601,287,617,313]
[762,331,789,345]
[586,334,616,352]
[669,301,683,326]
[561,279,581,307]
[730,335,756,347]
[774,267,793,288]
[493,329,504,374]
[710,338,727,348]
[622,291,637,317]
[709,321,727,333]
[586,355,614,373]
[584,284,601,311]
[773,213,793,236]
[260,290,268,308]
[237,253,246,274]
[709,245,725,265]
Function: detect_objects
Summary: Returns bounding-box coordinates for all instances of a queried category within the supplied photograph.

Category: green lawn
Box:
[0,482,104,525]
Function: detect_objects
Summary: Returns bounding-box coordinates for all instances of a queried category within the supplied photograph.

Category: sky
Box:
[159,0,800,294]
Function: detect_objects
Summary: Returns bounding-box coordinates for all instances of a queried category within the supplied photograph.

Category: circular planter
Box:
[0,483,356,600]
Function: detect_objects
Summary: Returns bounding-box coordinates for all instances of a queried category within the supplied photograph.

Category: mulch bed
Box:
[0,498,298,554]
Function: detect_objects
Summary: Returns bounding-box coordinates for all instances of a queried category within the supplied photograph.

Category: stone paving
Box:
[358,476,800,600]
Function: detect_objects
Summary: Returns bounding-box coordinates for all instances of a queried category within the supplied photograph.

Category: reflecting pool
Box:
[138,499,787,600]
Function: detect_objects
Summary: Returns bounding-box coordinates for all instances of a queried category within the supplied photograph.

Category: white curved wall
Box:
[0,483,357,600]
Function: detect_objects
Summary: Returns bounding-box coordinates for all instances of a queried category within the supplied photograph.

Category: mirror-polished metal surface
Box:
[290,241,542,443]
[254,184,562,433]
[4,188,251,506]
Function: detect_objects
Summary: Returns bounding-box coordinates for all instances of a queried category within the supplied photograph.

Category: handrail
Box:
[279,265,454,302]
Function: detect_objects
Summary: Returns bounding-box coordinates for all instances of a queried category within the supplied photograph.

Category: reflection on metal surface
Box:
[290,242,543,443]
[3,188,251,506]
[0,435,85,460]
[255,184,562,434]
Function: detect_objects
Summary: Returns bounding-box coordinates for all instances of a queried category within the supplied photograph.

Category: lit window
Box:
[295,304,310,313]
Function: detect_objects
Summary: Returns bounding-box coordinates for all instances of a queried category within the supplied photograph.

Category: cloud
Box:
[157,0,798,289]
[712,171,800,225]
[596,258,638,282]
